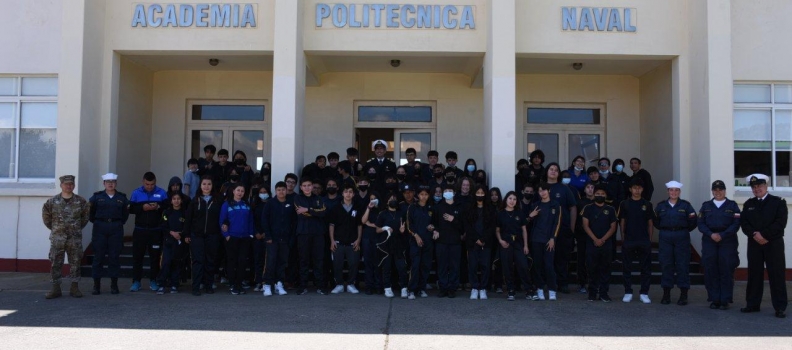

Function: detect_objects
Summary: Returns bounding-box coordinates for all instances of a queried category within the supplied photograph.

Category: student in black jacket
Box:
[465,185,496,300]
[251,185,270,292]
[406,187,436,300]
[434,184,465,298]
[184,176,222,296]
[157,194,187,294]
[261,181,296,297]
[497,191,533,301]
[376,192,409,299]
[328,187,363,294]
[294,177,328,295]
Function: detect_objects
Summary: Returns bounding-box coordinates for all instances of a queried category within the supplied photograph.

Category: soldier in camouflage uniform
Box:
[42,175,90,299]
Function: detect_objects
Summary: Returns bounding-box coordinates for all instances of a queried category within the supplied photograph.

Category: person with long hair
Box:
[541,162,578,294]
[529,182,562,301]
[463,158,478,178]
[219,183,255,295]
[496,191,532,301]
[184,176,222,296]
[406,187,436,300]
[376,192,409,298]
[465,185,496,300]
[568,155,589,193]
[434,184,464,298]
[361,191,383,295]
[251,185,270,291]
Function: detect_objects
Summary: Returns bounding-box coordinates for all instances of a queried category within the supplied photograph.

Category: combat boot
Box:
[660,288,671,305]
[677,288,688,306]
[110,278,120,295]
[92,278,101,295]
[45,283,62,299]
[69,282,82,298]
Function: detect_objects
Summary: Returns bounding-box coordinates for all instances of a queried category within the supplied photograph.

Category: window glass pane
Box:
[527,133,559,164]
[398,133,431,165]
[21,77,58,96]
[734,151,771,186]
[21,103,57,128]
[527,108,600,124]
[775,85,792,104]
[191,130,223,159]
[192,105,265,121]
[0,78,16,96]
[358,106,432,122]
[18,129,56,178]
[568,134,600,166]
[0,103,15,128]
[0,129,15,178]
[734,84,771,103]
[232,130,265,171]
[774,110,792,187]
[733,109,771,150]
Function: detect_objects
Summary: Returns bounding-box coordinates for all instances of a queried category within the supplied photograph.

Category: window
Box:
[734,83,792,188]
[527,108,601,124]
[524,103,605,167]
[0,76,58,181]
[358,106,433,123]
[191,104,265,121]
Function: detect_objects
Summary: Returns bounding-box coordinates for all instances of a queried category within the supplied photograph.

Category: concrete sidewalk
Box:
[0,273,789,350]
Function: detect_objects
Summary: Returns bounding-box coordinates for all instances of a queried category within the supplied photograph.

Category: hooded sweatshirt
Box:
[166,176,190,210]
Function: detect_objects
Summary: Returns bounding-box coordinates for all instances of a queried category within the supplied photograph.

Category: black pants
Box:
[298,234,325,288]
[158,237,187,287]
[468,245,491,290]
[586,240,612,295]
[264,240,290,285]
[490,244,503,290]
[554,227,573,288]
[746,238,787,311]
[501,243,532,292]
[363,233,382,290]
[622,241,652,294]
[408,240,433,292]
[332,244,360,285]
[253,238,266,284]
[287,236,300,286]
[225,236,251,290]
[132,228,162,282]
[383,248,408,289]
[91,221,124,279]
[531,242,556,291]
[191,234,220,291]
[575,232,588,286]
[435,243,461,292]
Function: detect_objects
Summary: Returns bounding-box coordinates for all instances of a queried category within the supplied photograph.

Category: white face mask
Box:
[443,192,454,200]
[574,166,583,172]
[561,178,571,185]
[259,193,270,201]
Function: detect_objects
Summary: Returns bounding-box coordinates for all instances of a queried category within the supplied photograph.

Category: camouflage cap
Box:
[59,175,75,184]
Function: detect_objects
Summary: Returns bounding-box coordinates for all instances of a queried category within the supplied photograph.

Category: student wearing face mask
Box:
[183,158,200,199]
[431,164,446,187]
[383,174,400,195]
[575,182,596,294]
[376,192,410,298]
[581,185,618,302]
[567,156,590,193]
[395,165,410,188]
[465,185,496,300]
[232,150,255,191]
[354,177,371,208]
[432,185,444,205]
[473,169,488,187]
[463,158,477,178]
[251,185,270,291]
[406,187,436,300]
[443,167,458,187]
[542,163,578,295]
[433,185,464,298]
[597,157,625,208]
[361,192,383,294]
[322,178,342,289]
[514,159,531,195]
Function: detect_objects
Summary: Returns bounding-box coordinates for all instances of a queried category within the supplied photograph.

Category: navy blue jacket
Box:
[129,185,168,229]
[161,207,186,243]
[654,199,697,232]
[89,191,129,224]
[434,200,465,245]
[262,197,296,242]
[407,202,435,241]
[697,199,741,243]
[294,193,327,235]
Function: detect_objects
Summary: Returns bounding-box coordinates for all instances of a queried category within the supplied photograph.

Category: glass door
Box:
[527,131,603,167]
[187,127,266,171]
[393,129,435,165]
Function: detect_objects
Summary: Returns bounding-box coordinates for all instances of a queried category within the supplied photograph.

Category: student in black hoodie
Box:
[434,184,465,298]
[184,176,222,296]
[157,194,187,294]
[166,176,190,210]
[465,185,496,300]
[251,185,270,292]
[261,181,296,297]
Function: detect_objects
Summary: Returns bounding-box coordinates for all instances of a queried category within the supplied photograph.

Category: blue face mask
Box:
[433,196,442,202]
[615,164,624,172]
[466,165,475,172]
[443,192,454,200]
[259,193,270,201]
[561,178,571,185]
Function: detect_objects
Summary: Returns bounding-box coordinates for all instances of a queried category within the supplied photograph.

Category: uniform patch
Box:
[551,208,556,215]
[641,205,646,211]
[555,193,561,198]
[603,209,609,215]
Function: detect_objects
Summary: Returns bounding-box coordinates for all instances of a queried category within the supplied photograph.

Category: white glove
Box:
[382,226,392,233]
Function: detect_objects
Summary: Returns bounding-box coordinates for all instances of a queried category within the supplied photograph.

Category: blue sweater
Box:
[219,200,255,238]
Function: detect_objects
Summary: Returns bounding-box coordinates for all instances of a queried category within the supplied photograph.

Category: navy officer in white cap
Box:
[653,180,697,305]
[739,174,787,318]
[88,173,130,295]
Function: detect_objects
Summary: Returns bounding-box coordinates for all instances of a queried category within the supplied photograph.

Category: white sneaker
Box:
[275,282,287,295]
[408,292,416,300]
[347,285,360,294]
[640,294,651,304]
[262,285,272,297]
[331,285,345,294]
[549,290,557,301]
[537,289,546,300]
[479,289,488,300]
[401,288,409,299]
[384,288,395,298]
[623,294,633,303]
[470,289,479,300]
[254,283,262,292]
[420,291,428,298]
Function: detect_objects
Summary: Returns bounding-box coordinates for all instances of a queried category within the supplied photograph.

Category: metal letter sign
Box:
[315,3,475,29]
[561,7,636,32]
[132,3,257,28]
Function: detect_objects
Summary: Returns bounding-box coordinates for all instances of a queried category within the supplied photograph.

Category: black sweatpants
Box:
[298,234,325,288]
[132,228,162,282]
[225,236,251,291]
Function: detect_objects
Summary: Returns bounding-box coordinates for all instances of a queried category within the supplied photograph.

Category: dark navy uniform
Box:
[618,198,655,295]
[697,197,741,305]
[89,190,130,280]
[654,198,697,290]
[406,202,435,294]
[549,182,577,291]
[528,200,562,293]
[434,199,465,294]
[581,203,617,296]
[741,192,788,314]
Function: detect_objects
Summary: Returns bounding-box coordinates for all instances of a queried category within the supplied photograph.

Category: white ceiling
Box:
[124,54,273,71]
[516,57,670,77]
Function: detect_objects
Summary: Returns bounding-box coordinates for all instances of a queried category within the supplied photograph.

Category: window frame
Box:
[353,100,437,129]
[0,75,58,183]
[522,102,607,167]
[733,82,792,189]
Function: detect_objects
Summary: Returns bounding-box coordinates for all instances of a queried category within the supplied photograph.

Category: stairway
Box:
[81,243,146,279]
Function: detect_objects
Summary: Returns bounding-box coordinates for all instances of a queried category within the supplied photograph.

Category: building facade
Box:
[1,0,791,276]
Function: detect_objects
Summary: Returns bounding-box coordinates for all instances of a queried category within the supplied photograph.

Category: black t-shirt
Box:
[618,198,655,243]
[581,203,617,239]
[329,203,362,244]
[496,209,527,244]
[529,200,562,243]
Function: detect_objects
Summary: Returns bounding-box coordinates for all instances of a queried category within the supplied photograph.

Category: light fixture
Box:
[390,59,401,68]
[209,58,219,66]
[572,62,583,71]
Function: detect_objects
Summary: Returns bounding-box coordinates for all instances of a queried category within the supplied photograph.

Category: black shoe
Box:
[661,288,671,305]
[204,287,214,294]
[192,290,201,296]
[559,285,570,294]
[588,292,597,301]
[317,289,327,295]
[92,279,101,295]
[298,288,309,295]
[448,290,456,298]
[740,306,760,313]
[710,302,720,309]
[110,279,119,294]
[365,288,374,295]
[775,311,786,318]
[677,289,688,306]
[600,294,612,303]
[438,290,449,298]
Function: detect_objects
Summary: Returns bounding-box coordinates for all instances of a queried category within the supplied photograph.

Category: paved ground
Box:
[0,273,790,350]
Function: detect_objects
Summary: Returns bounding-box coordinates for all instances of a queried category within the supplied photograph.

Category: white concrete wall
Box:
[731,0,792,81]
[303,72,484,167]
[147,70,273,190]
[116,57,154,195]
[0,0,62,74]
[639,63,673,204]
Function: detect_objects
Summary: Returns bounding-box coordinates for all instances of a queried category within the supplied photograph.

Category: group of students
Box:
[84,139,785,318]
